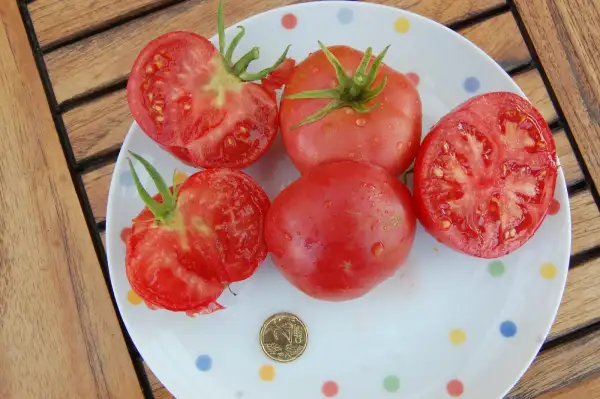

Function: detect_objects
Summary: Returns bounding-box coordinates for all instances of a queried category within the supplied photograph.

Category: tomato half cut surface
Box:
[413,92,558,258]
[126,155,270,313]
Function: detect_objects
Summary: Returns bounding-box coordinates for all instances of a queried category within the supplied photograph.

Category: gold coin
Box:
[260,312,308,363]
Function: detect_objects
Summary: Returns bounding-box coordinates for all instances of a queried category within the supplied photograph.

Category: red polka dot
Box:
[447,379,464,397]
[548,199,561,215]
[322,381,338,397]
[406,72,420,86]
[281,13,297,29]
[120,227,132,243]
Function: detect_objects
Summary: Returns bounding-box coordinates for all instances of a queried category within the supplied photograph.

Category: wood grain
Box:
[555,129,585,186]
[514,68,558,124]
[514,0,600,197]
[44,5,525,105]
[508,327,600,398]
[29,0,178,49]
[0,1,142,397]
[539,372,600,398]
[144,362,175,399]
[570,190,600,255]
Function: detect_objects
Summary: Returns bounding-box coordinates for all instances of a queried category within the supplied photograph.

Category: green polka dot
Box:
[488,260,505,277]
[383,375,400,393]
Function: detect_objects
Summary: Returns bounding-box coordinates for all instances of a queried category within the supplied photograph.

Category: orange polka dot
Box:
[281,13,297,30]
[322,381,339,397]
[259,364,275,381]
[447,379,464,397]
[127,290,143,305]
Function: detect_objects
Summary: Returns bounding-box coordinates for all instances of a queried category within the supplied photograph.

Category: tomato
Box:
[280,44,422,175]
[413,92,558,258]
[127,2,294,169]
[125,153,270,313]
[265,161,416,301]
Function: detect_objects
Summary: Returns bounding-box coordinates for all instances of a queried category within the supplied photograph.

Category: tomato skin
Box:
[126,168,270,312]
[127,31,281,169]
[280,46,422,176]
[265,161,416,301]
[413,92,558,258]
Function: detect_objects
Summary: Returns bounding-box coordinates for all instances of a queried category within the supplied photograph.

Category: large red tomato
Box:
[280,44,422,175]
[413,92,558,258]
[125,153,270,313]
[265,161,416,301]
[127,3,294,169]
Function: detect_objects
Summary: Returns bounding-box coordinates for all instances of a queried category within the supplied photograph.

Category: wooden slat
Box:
[540,372,600,398]
[513,68,558,124]
[143,362,175,399]
[31,0,505,50]
[0,1,142,397]
[83,162,114,223]
[514,0,600,199]
[29,0,178,49]
[555,129,584,186]
[571,190,600,255]
[44,4,524,105]
[508,327,600,398]
[550,257,600,340]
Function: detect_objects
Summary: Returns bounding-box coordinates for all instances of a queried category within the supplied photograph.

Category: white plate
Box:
[106,2,571,398]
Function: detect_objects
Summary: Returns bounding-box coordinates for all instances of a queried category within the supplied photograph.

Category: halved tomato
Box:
[413,92,558,258]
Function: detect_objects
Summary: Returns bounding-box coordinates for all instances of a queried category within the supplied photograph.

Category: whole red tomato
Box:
[280,43,422,175]
[125,153,270,314]
[127,2,294,169]
[265,161,416,301]
[413,92,558,258]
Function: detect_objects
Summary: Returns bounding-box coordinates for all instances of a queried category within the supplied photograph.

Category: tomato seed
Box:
[439,219,452,230]
[371,242,385,257]
[433,168,443,177]
[156,115,164,122]
[145,65,154,74]
[184,103,191,110]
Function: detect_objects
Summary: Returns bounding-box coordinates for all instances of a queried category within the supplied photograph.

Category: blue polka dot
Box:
[120,171,134,186]
[337,8,353,24]
[500,321,517,338]
[195,354,212,371]
[464,76,481,93]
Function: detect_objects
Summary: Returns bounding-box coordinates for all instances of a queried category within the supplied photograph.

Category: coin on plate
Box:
[260,312,308,363]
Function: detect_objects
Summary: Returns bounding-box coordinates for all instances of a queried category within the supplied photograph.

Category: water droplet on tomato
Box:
[284,233,292,241]
[370,221,378,231]
[345,108,354,115]
[324,200,332,208]
[349,152,355,158]
[356,118,367,127]
[371,242,385,257]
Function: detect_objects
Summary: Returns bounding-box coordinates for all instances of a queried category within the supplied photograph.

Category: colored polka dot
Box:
[195,354,212,371]
[383,375,400,392]
[548,199,561,215]
[174,170,189,186]
[322,381,339,397]
[449,329,467,345]
[394,17,410,33]
[127,290,142,305]
[464,77,480,93]
[120,170,134,186]
[406,72,420,86]
[120,227,132,243]
[281,13,297,30]
[259,364,275,381]
[447,379,464,397]
[540,262,558,280]
[337,8,353,25]
[500,321,517,338]
[488,260,505,277]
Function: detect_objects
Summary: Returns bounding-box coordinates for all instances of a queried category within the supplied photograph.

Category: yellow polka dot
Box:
[174,170,189,186]
[259,364,275,381]
[127,290,143,305]
[449,329,466,345]
[394,17,410,33]
[540,262,558,280]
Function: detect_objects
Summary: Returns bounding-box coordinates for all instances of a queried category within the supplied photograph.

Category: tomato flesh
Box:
[280,46,422,175]
[126,169,270,313]
[127,32,280,169]
[413,92,558,258]
[265,161,416,301]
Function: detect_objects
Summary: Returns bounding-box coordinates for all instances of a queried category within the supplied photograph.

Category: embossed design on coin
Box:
[260,312,308,363]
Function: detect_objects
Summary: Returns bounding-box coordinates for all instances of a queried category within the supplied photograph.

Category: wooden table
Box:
[2,0,599,397]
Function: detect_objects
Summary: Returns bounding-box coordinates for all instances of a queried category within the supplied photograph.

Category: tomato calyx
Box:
[285,41,390,127]
[127,151,180,224]
[216,0,291,82]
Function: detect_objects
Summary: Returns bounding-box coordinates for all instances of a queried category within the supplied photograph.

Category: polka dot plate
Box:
[106,1,571,398]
